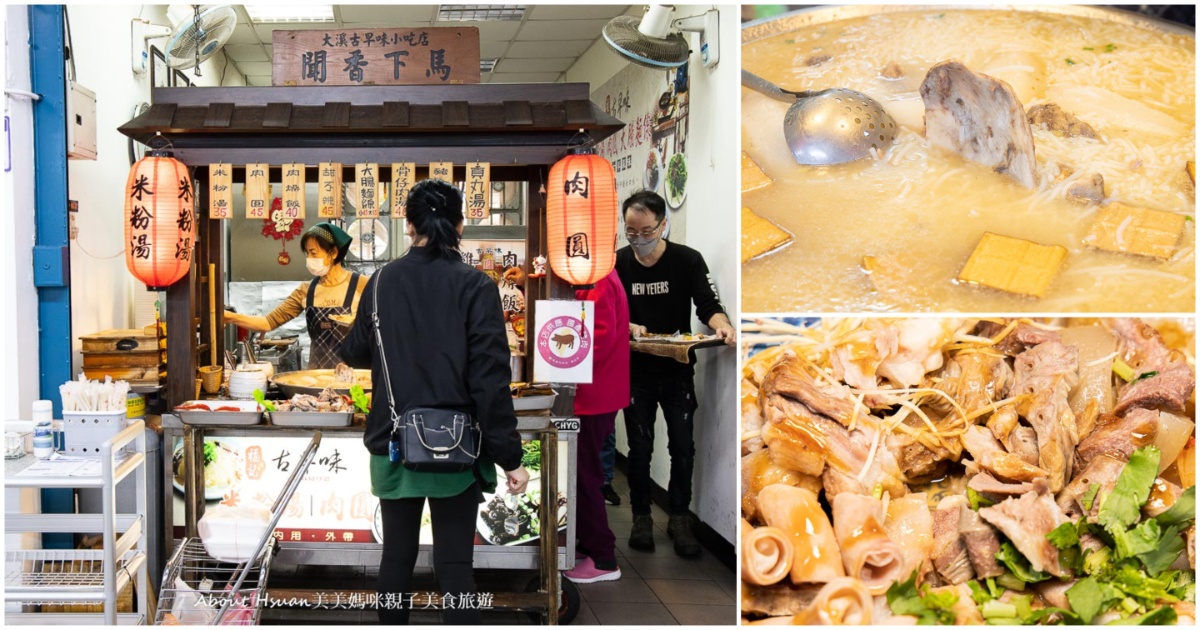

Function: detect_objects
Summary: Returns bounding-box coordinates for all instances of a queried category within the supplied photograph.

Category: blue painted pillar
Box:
[29,5,74,549]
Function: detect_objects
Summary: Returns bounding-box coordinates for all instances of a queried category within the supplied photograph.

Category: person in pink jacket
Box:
[563,268,630,583]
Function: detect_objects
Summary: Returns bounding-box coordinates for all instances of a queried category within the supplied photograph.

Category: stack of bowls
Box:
[228,369,269,400]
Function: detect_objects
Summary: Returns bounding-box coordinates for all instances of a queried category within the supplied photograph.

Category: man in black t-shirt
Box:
[614,191,735,558]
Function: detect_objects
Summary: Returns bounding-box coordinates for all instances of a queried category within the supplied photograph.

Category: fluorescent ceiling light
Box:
[245,5,335,23]
[480,59,498,72]
[438,5,526,22]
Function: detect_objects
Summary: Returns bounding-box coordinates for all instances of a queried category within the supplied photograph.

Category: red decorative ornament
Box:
[546,151,618,287]
[124,154,195,289]
[277,251,291,266]
[261,197,304,241]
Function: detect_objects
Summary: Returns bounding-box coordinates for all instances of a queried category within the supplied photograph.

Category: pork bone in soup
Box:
[742,8,1195,313]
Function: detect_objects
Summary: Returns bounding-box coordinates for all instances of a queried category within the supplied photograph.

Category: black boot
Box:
[602,484,621,506]
[668,515,700,558]
[629,515,655,552]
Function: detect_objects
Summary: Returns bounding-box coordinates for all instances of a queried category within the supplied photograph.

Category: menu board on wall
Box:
[209,163,232,219]
[391,162,415,218]
[244,163,271,220]
[281,163,306,220]
[356,163,381,218]
[318,162,343,218]
[592,62,692,240]
[465,162,491,220]
[429,162,453,183]
[461,240,526,353]
[172,435,569,548]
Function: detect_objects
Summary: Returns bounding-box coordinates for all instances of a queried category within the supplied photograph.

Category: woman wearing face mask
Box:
[223,222,366,369]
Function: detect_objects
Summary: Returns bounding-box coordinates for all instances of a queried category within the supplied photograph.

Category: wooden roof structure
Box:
[118,83,624,166]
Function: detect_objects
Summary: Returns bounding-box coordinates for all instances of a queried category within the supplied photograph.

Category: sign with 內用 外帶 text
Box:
[272,28,481,86]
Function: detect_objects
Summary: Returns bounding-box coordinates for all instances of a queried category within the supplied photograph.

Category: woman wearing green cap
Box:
[224,221,366,369]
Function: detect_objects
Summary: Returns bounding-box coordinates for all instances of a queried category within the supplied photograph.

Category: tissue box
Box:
[197,504,272,562]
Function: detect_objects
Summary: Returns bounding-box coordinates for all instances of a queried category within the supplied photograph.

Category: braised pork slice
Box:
[764,352,859,425]
[962,425,1048,482]
[1056,454,1125,518]
[1010,426,1040,467]
[969,471,1049,500]
[940,353,1013,414]
[1144,477,1184,519]
[1066,173,1106,205]
[979,491,1072,577]
[959,508,1005,579]
[933,496,975,585]
[1075,408,1158,467]
[1012,341,1080,492]
[920,61,1038,188]
[1115,362,1195,416]
[992,322,1062,357]
[1027,103,1099,139]
[1109,318,1175,372]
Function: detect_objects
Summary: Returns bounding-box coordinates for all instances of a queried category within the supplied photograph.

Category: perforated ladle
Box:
[742,69,898,165]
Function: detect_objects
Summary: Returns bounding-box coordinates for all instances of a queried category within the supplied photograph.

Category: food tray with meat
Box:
[269,411,354,428]
[264,387,363,427]
[510,383,557,411]
[174,400,263,425]
[740,317,1196,626]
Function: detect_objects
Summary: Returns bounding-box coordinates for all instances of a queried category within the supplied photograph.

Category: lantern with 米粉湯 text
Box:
[124,153,195,289]
[546,151,618,288]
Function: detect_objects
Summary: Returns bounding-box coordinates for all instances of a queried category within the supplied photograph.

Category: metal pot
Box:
[742,5,1193,45]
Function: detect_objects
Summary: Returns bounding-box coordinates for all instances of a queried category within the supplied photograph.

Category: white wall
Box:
[567,5,739,544]
[3,6,42,420]
[65,4,245,374]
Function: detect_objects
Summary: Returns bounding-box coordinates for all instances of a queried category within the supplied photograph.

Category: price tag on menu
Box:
[244,163,271,220]
[391,162,415,218]
[429,162,453,183]
[465,162,490,220]
[281,163,305,219]
[356,163,381,219]
[209,163,232,219]
[318,162,343,218]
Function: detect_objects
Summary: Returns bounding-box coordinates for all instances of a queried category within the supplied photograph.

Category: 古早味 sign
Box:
[272,28,481,86]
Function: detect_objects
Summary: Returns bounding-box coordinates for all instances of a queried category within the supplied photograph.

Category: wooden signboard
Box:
[209,163,232,219]
[272,28,481,86]
[357,163,381,218]
[465,162,491,220]
[245,163,271,220]
[318,162,342,218]
[430,162,453,183]
[391,162,415,218]
[281,163,305,220]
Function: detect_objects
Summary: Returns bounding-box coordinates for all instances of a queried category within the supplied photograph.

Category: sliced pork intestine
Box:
[882,493,934,583]
[757,485,846,584]
[793,577,875,625]
[742,519,795,587]
[831,493,907,595]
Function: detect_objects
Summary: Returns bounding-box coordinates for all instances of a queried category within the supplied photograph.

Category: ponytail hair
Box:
[405,179,464,259]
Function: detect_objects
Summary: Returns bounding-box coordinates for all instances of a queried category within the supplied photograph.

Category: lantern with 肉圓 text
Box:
[546,151,618,288]
[124,152,195,289]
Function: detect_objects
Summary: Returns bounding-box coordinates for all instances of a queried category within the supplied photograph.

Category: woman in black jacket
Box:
[340,179,529,625]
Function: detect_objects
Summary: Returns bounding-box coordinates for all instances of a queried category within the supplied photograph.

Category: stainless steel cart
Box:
[155,432,322,625]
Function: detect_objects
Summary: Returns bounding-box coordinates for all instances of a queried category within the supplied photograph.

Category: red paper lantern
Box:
[124,154,195,289]
[546,152,618,287]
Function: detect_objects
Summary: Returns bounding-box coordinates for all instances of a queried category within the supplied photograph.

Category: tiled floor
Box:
[260,470,737,625]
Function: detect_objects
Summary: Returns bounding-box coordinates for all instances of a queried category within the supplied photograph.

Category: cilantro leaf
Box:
[1154,485,1196,529]
[968,580,993,606]
[886,571,959,625]
[1067,576,1105,623]
[1081,484,1101,512]
[1098,446,1161,532]
[1136,524,1186,576]
[1111,562,1179,605]
[1133,371,1159,382]
[996,541,1051,584]
[1048,522,1081,550]
[1113,519,1162,559]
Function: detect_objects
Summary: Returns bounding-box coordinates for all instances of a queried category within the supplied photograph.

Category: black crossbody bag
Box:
[372,265,482,473]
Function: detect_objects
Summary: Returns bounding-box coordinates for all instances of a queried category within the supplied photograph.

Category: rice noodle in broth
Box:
[742,8,1195,312]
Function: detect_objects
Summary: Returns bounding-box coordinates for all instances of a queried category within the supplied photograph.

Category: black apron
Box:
[305,272,361,369]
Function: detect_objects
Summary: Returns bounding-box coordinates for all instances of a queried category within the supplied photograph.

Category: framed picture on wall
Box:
[150,46,169,89]
[173,69,192,88]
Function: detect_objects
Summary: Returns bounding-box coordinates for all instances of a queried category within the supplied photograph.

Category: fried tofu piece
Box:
[958,232,1067,298]
[742,207,792,263]
[1085,203,1186,260]
[741,152,773,193]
